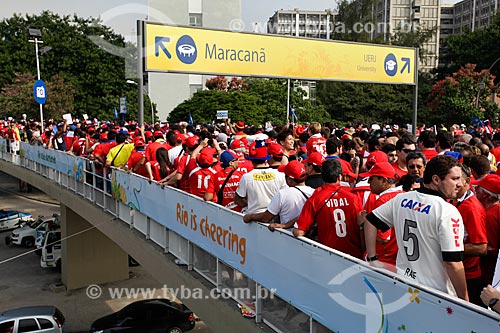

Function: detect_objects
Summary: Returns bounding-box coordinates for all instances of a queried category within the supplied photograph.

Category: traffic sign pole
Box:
[30,37,44,131]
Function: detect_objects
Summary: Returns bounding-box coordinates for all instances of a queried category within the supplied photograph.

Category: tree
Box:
[0,11,138,120]
[0,72,75,120]
[205,76,247,91]
[168,77,331,125]
[428,64,499,126]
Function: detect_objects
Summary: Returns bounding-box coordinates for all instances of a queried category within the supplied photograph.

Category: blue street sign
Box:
[33,80,47,105]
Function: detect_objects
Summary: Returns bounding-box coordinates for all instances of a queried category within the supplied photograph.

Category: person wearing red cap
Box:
[125,138,149,178]
[188,147,219,199]
[475,174,500,288]
[234,140,287,214]
[243,160,313,228]
[364,155,468,301]
[359,162,402,266]
[303,152,325,189]
[145,130,168,163]
[168,132,185,165]
[204,151,245,210]
[453,164,487,307]
[267,142,286,168]
[294,159,364,258]
[162,135,200,189]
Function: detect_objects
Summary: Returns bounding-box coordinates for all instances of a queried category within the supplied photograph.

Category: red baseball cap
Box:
[134,139,146,147]
[268,143,284,158]
[185,135,199,148]
[338,158,358,179]
[230,139,245,150]
[360,161,396,179]
[197,149,214,167]
[303,152,325,166]
[246,140,270,161]
[176,133,186,143]
[366,151,388,167]
[475,174,500,194]
[278,160,307,180]
[99,133,108,142]
[153,130,164,138]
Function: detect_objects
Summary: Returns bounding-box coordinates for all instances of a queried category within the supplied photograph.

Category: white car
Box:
[7,215,59,248]
[0,305,65,333]
[0,210,32,232]
[40,230,61,269]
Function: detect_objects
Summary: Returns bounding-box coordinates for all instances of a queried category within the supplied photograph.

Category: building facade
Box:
[453,0,499,34]
[147,0,242,121]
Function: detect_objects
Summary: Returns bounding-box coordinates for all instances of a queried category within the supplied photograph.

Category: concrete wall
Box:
[61,205,129,290]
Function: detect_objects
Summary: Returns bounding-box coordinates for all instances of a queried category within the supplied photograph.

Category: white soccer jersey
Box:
[236,168,287,214]
[368,188,464,296]
[267,185,315,225]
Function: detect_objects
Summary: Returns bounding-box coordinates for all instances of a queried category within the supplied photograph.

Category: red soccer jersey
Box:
[206,168,245,207]
[392,161,408,182]
[127,150,148,178]
[177,155,196,192]
[369,190,403,266]
[457,193,487,280]
[145,140,168,162]
[421,149,438,162]
[188,166,218,199]
[306,135,327,156]
[480,203,500,284]
[297,183,363,258]
[150,161,170,182]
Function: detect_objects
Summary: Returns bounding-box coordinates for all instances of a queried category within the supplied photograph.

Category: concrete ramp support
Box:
[61,204,129,290]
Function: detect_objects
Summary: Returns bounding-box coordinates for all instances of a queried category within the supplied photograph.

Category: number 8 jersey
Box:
[367,187,464,297]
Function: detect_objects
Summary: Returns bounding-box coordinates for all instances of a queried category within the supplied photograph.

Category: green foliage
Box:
[316,72,433,126]
[333,0,378,42]
[0,11,137,121]
[0,72,75,120]
[168,77,330,125]
[428,64,500,126]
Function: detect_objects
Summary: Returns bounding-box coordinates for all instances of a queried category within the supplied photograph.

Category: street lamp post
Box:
[27,28,44,131]
[126,80,154,124]
[475,56,500,109]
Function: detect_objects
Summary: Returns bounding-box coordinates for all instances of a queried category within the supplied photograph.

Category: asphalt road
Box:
[0,172,212,333]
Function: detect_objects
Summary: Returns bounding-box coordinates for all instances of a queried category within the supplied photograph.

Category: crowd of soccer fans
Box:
[3,116,500,311]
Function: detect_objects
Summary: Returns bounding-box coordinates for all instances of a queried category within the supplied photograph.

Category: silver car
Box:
[0,306,65,333]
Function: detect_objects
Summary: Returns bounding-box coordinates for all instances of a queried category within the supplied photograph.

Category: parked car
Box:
[90,299,195,333]
[0,210,32,232]
[0,305,65,333]
[7,214,59,247]
[40,230,61,270]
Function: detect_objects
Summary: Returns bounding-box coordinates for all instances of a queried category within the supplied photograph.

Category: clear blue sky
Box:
[1,0,337,40]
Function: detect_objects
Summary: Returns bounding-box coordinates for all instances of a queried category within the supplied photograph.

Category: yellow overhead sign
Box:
[144,22,416,85]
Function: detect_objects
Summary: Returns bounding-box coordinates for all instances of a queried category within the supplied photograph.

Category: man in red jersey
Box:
[205,151,245,210]
[360,162,403,266]
[306,122,327,156]
[417,130,438,161]
[475,175,500,287]
[294,159,363,259]
[125,138,149,178]
[145,130,168,163]
[189,148,219,199]
[455,164,487,307]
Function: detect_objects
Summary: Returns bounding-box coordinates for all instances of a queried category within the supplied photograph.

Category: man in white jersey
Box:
[364,155,469,301]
